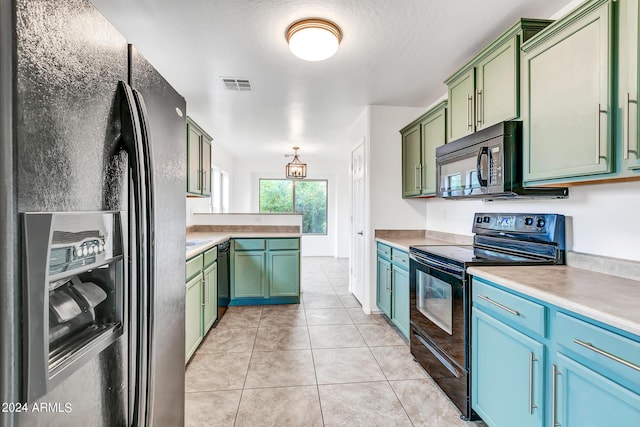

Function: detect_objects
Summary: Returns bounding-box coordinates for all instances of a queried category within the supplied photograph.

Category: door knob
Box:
[357,231,364,235]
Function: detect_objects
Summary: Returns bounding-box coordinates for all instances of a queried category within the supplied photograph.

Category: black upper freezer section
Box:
[15,0,128,213]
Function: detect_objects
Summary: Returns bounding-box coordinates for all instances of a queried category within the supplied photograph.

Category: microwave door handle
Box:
[476,146,489,187]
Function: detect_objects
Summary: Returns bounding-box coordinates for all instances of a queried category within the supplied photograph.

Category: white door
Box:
[351,141,365,303]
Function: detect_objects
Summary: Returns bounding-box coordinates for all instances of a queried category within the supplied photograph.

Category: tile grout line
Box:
[233,306,262,426]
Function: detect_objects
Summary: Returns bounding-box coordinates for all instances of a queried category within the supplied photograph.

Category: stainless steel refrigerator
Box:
[0,0,186,425]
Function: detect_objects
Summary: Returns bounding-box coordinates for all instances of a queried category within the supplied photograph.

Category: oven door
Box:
[409,254,475,420]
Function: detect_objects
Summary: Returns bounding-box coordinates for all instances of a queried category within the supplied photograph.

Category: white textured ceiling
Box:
[91,0,569,162]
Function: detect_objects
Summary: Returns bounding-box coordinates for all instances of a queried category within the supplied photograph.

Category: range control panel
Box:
[472,213,564,237]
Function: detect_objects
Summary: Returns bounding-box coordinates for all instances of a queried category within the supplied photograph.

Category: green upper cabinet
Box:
[446,19,552,142]
[400,101,447,198]
[420,103,447,195]
[186,117,213,197]
[401,125,421,197]
[447,68,476,141]
[522,0,614,183]
[617,0,640,174]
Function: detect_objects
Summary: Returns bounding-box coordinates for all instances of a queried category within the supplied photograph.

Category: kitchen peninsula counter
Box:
[186,228,301,259]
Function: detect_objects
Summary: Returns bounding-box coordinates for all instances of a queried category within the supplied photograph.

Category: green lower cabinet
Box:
[472,309,544,427]
[230,238,300,305]
[376,255,392,317]
[233,250,266,298]
[185,274,203,362]
[390,265,409,338]
[268,250,300,297]
[202,262,218,333]
[553,353,640,427]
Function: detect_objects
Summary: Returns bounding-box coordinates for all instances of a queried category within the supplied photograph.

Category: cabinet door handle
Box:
[573,339,640,372]
[414,165,421,190]
[551,364,561,427]
[386,267,392,293]
[467,94,473,130]
[202,170,207,192]
[476,89,482,127]
[624,93,638,160]
[595,104,607,165]
[197,169,202,191]
[528,352,538,415]
[477,295,519,316]
[201,278,206,306]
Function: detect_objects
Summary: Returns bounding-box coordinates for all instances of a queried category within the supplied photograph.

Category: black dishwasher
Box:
[217,240,230,321]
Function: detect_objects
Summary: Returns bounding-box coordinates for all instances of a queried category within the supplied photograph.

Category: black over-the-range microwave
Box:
[435,121,568,200]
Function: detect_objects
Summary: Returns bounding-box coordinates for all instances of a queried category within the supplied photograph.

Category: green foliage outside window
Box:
[259,179,327,234]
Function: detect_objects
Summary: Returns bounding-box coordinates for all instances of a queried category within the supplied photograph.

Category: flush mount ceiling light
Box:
[286,18,342,61]
[285,146,307,179]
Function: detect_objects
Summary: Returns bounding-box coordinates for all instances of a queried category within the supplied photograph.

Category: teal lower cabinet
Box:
[376,252,392,317]
[472,309,544,427]
[471,276,640,427]
[268,250,300,297]
[376,242,410,339]
[230,238,300,305]
[553,353,640,427]
[233,250,266,298]
[390,262,409,338]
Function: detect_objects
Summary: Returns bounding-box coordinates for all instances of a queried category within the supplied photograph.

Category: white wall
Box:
[426,181,640,262]
[233,154,350,257]
[350,105,430,313]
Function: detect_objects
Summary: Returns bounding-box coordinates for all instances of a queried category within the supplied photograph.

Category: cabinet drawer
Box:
[267,238,299,251]
[204,246,217,267]
[555,312,640,384]
[391,248,409,270]
[473,279,546,337]
[186,254,203,281]
[234,239,266,251]
[376,242,391,259]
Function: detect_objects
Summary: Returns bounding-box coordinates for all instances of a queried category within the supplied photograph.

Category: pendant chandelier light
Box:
[285,146,307,179]
[286,18,342,61]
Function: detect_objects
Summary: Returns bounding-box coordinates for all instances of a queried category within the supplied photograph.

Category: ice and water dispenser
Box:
[22,211,126,401]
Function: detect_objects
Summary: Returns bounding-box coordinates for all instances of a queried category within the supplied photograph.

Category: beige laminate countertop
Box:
[375,236,464,252]
[468,265,640,337]
[186,231,301,259]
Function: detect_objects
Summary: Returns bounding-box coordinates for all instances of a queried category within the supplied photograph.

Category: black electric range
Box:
[408,213,566,421]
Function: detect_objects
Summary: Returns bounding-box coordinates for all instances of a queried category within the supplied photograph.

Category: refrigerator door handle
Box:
[132,87,157,424]
[119,80,150,427]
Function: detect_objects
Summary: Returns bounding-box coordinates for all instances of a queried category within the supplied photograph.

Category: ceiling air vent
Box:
[221,78,253,91]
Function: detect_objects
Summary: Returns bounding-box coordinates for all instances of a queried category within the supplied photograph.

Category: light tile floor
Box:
[185,257,486,427]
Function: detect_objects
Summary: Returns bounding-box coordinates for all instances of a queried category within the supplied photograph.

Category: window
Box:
[259,179,327,235]
[211,166,230,213]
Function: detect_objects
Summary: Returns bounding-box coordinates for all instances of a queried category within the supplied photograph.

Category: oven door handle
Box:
[410,254,464,278]
[413,333,461,378]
